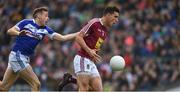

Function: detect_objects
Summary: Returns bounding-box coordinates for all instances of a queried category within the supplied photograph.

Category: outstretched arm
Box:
[52,32,79,41]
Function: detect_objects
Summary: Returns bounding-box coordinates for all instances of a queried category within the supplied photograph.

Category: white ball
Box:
[110,55,125,71]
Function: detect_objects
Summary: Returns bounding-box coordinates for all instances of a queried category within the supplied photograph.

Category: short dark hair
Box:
[33,7,48,18]
[103,6,119,15]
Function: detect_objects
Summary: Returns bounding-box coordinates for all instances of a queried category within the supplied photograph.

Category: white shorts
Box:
[73,55,100,77]
[8,51,30,73]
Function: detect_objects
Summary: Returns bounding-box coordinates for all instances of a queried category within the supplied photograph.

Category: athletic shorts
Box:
[73,55,100,77]
[8,51,30,73]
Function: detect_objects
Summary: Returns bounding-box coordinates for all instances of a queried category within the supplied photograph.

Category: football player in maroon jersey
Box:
[58,6,119,91]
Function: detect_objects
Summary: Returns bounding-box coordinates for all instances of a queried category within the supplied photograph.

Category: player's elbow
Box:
[53,33,65,41]
[7,29,12,35]
[7,27,17,36]
[75,35,80,42]
[75,35,78,41]
[61,36,66,41]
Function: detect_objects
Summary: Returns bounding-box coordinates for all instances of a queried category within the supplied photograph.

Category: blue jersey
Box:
[12,19,56,56]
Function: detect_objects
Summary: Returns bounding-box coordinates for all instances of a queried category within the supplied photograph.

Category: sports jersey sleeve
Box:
[15,19,28,31]
[80,19,98,34]
[46,27,57,39]
[80,23,91,34]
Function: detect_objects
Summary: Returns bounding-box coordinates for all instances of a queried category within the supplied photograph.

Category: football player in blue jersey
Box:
[0,7,79,91]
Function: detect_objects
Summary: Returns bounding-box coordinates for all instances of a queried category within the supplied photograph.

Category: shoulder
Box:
[85,18,101,28]
[45,26,53,31]
[45,26,54,33]
[20,19,34,23]
[88,18,100,24]
[89,18,101,27]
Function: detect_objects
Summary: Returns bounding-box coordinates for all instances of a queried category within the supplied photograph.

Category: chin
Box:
[110,24,113,27]
[44,23,47,25]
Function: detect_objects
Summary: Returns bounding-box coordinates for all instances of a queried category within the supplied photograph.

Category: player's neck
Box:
[34,19,43,26]
[101,17,109,28]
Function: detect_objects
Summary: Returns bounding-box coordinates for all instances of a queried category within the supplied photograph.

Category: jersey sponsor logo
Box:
[24,24,37,32]
[98,29,102,32]
[98,29,105,36]
[95,37,104,49]
[102,31,105,36]
[38,29,44,32]
[36,29,47,34]
[24,24,49,40]
[85,33,89,37]
[26,33,43,40]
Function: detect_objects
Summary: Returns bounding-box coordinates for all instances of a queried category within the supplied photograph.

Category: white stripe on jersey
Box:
[80,18,100,34]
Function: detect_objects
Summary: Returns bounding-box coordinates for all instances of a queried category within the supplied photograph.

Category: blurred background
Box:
[0,0,179,91]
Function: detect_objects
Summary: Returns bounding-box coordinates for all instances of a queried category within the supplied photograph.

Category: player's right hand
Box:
[19,30,31,36]
[88,49,102,63]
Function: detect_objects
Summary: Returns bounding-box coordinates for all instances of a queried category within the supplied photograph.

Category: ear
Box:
[106,13,111,16]
[107,13,114,18]
[36,14,40,19]
[36,13,42,19]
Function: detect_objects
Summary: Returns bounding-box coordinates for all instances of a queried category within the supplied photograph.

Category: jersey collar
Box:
[32,19,36,23]
[99,18,104,25]
[32,19,46,29]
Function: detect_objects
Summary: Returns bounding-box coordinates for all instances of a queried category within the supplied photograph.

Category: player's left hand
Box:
[89,49,102,63]
[92,54,102,63]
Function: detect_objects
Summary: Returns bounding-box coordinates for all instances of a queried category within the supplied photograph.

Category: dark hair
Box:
[33,7,48,18]
[103,6,119,16]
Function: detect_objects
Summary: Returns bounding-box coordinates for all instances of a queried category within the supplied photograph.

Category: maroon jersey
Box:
[78,18,108,59]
